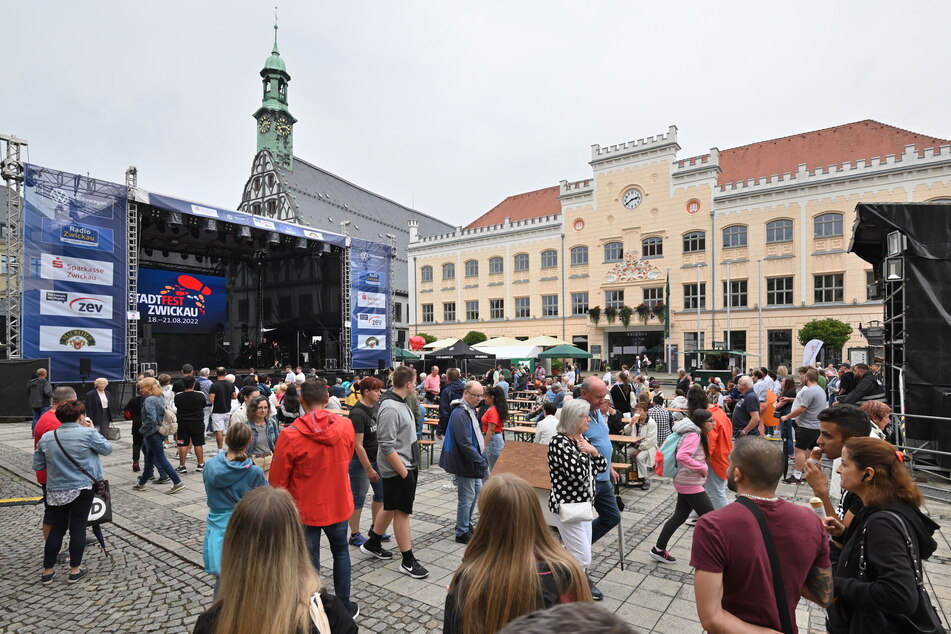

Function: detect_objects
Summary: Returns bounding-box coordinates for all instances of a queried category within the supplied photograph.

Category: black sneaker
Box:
[650,546,676,564]
[155,477,171,485]
[782,476,803,485]
[454,531,472,544]
[360,542,393,560]
[347,601,360,619]
[400,559,429,579]
[67,568,90,583]
[196,464,204,472]
[41,571,56,584]
[175,465,187,473]
[586,571,604,601]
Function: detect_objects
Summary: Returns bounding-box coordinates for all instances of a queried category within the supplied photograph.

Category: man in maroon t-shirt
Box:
[33,386,79,539]
[691,436,832,633]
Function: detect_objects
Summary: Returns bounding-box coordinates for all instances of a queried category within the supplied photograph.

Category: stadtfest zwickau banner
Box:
[22,165,128,381]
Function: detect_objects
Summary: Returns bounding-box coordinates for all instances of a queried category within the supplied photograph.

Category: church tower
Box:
[253,20,296,169]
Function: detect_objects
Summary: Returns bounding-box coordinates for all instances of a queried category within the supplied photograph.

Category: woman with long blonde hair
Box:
[193,487,357,634]
[444,472,592,634]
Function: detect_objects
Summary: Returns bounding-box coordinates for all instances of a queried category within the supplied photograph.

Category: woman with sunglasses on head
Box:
[823,437,943,633]
[246,395,280,474]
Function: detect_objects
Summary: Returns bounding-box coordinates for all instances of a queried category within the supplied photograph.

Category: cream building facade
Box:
[407,121,951,371]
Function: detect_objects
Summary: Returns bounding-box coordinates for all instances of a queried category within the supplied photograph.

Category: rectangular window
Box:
[605,290,624,309]
[814,274,844,303]
[489,299,504,319]
[685,331,706,369]
[541,250,558,269]
[420,266,433,282]
[542,295,559,317]
[570,246,588,266]
[393,301,403,322]
[571,292,589,316]
[421,303,434,323]
[722,280,748,308]
[767,277,793,306]
[766,219,793,243]
[464,260,478,277]
[722,330,746,351]
[643,287,664,307]
[604,242,624,262]
[515,297,530,318]
[443,302,456,322]
[442,263,455,280]
[642,237,663,258]
[514,253,529,272]
[684,283,706,310]
[683,232,705,253]
[465,300,479,321]
[722,226,747,248]
[489,257,503,274]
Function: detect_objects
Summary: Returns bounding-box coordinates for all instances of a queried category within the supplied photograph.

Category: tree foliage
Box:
[797,318,853,351]
[463,331,488,346]
[415,332,438,344]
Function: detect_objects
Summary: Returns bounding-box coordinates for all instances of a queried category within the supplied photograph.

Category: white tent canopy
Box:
[521,335,570,348]
[423,337,458,350]
[475,336,524,347]
[472,344,540,359]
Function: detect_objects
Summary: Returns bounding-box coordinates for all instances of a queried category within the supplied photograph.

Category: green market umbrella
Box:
[393,347,420,361]
[537,344,593,359]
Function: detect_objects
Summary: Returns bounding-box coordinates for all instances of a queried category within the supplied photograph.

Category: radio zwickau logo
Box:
[39,326,113,353]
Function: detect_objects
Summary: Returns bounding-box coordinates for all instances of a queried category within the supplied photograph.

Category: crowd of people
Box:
[26,354,946,633]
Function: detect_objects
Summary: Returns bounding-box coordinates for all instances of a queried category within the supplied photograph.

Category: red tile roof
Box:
[717,119,950,186]
[465,185,561,229]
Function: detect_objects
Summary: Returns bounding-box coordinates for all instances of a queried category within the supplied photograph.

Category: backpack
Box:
[654,430,697,478]
[158,406,178,436]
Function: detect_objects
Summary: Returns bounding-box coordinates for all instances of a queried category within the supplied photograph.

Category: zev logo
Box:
[40,291,113,320]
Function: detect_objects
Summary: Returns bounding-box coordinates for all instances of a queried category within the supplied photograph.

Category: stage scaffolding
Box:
[1,134,26,359]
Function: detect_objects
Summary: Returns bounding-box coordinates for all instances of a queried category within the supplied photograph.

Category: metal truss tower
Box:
[0,134,26,358]
[125,167,140,379]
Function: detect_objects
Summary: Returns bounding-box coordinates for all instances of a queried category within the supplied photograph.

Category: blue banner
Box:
[350,238,391,369]
[137,268,227,334]
[22,164,128,381]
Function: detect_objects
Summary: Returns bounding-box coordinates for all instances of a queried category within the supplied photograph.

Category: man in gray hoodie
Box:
[360,365,429,579]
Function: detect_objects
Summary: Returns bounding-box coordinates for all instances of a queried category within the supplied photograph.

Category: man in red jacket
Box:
[269,378,358,619]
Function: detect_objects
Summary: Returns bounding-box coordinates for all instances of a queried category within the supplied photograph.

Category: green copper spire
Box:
[253,10,296,170]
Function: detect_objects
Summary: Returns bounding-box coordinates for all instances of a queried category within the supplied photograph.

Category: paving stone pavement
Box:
[3,420,951,633]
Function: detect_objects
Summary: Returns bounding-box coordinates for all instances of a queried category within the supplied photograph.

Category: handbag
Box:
[856,511,946,634]
[107,424,121,441]
[158,407,178,436]
[52,429,112,526]
[736,496,794,634]
[308,592,332,634]
[558,452,595,524]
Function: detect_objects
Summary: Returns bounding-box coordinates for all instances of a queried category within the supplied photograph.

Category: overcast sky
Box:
[4,1,950,228]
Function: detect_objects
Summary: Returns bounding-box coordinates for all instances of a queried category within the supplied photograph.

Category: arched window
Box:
[641,237,663,258]
[814,213,843,238]
[683,231,706,253]
[722,225,747,248]
[513,253,529,272]
[541,250,557,268]
[604,241,624,262]
[464,260,479,277]
[442,263,455,280]
[420,266,433,282]
[766,219,793,243]
[488,256,503,274]
[570,246,588,266]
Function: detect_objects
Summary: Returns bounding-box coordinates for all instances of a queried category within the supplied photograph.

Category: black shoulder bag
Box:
[857,511,946,634]
[736,496,794,634]
[52,429,112,526]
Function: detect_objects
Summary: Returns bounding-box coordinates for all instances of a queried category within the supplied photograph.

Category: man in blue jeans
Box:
[438,381,488,545]
[580,376,621,601]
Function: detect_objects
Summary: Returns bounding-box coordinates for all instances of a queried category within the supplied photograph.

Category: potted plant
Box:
[604,306,617,324]
[652,301,667,324]
[635,303,650,324]
[618,305,633,328]
[588,306,601,325]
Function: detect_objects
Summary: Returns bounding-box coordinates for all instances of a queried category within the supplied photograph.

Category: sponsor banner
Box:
[41,218,115,252]
[350,238,392,369]
[356,290,386,309]
[357,334,385,349]
[40,291,113,319]
[39,326,114,353]
[357,312,387,330]
[252,216,276,230]
[40,253,114,286]
[23,164,128,381]
[137,268,227,334]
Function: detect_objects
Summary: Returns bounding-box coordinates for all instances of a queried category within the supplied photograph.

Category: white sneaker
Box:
[441,482,458,491]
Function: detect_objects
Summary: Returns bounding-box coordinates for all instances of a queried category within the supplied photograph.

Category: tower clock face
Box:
[622,188,642,210]
[258,115,272,133]
[276,116,292,137]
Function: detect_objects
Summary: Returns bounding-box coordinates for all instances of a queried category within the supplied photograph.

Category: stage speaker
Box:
[79,358,91,378]
[378,359,385,371]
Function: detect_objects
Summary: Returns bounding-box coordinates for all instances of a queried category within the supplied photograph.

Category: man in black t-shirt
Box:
[171,363,195,394]
[174,376,207,472]
[731,377,761,438]
[208,367,235,452]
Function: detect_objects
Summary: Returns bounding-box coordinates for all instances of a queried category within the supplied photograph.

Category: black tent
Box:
[430,340,496,377]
